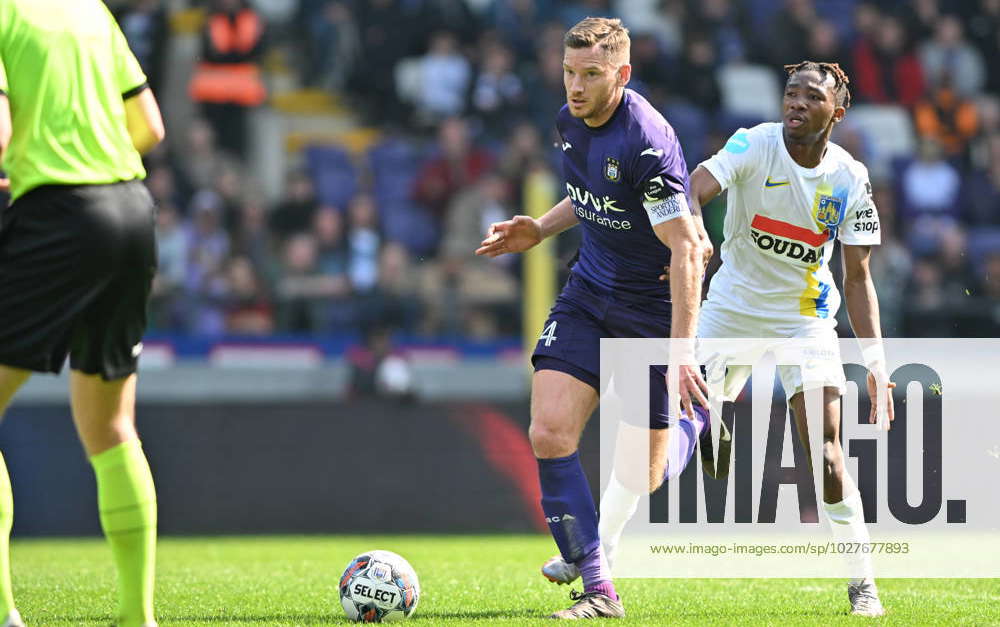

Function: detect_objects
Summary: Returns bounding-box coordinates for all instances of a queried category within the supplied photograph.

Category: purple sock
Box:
[538,452,600,562]
[578,545,618,600]
[662,405,710,481]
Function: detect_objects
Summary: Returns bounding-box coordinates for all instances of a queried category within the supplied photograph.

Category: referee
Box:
[0,1,165,626]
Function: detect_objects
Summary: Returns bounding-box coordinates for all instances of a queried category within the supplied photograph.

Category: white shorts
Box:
[696,302,847,402]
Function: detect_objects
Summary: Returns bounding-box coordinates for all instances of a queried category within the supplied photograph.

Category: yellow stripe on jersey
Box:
[799,263,822,317]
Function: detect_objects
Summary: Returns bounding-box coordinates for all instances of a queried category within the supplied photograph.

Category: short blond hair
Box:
[564,17,630,66]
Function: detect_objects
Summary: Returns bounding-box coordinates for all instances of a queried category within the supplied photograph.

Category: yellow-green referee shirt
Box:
[0,0,148,203]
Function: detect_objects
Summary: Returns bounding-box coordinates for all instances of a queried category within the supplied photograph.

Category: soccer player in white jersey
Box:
[546,61,897,618]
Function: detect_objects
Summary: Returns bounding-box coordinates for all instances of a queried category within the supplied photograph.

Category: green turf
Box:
[10,535,999,625]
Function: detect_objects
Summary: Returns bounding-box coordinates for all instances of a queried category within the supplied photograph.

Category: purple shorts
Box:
[531,274,672,429]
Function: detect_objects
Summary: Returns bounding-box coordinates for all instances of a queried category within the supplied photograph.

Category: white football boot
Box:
[1,609,23,627]
[848,579,885,617]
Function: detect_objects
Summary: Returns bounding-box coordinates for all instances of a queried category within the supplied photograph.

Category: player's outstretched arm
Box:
[654,215,709,416]
[124,88,165,155]
[689,166,724,269]
[475,196,577,257]
[842,244,896,428]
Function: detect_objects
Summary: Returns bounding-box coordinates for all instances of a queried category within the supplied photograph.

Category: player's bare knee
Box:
[821,439,844,479]
[529,421,574,459]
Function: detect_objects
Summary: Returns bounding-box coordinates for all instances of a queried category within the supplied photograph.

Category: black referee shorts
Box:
[0,180,156,380]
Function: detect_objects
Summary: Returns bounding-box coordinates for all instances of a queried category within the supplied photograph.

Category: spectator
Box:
[689,0,750,65]
[232,198,278,290]
[412,117,494,221]
[189,0,267,158]
[767,0,815,69]
[913,84,979,159]
[271,170,321,237]
[114,0,168,95]
[964,134,1000,226]
[223,256,274,334]
[415,31,472,123]
[348,0,413,125]
[670,33,721,113]
[969,96,1000,170]
[967,0,1000,54]
[347,193,383,293]
[804,19,848,70]
[866,186,911,335]
[852,14,925,106]
[313,206,349,277]
[899,139,962,247]
[497,120,547,198]
[629,33,672,108]
[275,233,346,332]
[174,118,243,202]
[151,203,189,330]
[438,173,520,337]
[184,191,232,334]
[360,242,422,335]
[416,0,479,49]
[919,15,986,98]
[523,42,567,133]
[470,40,526,137]
[300,1,359,89]
[903,0,942,43]
[493,0,553,65]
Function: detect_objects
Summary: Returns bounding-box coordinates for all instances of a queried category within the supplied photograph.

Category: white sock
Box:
[824,491,874,587]
[598,473,642,568]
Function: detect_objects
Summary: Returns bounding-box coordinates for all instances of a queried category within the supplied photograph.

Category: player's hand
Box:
[700,239,714,272]
[475,215,542,257]
[668,364,710,422]
[866,369,896,430]
[0,178,9,193]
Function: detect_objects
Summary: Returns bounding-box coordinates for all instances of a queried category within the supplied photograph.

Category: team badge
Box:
[814,194,844,227]
[604,157,621,182]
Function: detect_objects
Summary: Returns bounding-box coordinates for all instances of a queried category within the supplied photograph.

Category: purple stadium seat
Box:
[304,145,358,209]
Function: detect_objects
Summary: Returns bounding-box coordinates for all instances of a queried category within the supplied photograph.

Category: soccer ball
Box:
[339,550,420,622]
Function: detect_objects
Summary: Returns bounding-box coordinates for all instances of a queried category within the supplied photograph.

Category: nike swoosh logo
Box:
[764,177,790,188]
[641,147,663,158]
[561,142,572,151]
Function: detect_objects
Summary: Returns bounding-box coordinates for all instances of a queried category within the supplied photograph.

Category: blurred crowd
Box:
[107,0,1000,340]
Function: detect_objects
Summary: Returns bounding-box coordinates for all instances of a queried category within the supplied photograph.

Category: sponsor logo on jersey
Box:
[604,157,621,182]
[725,132,750,154]
[749,214,825,267]
[566,182,631,230]
[565,182,625,213]
[814,194,844,227]
[764,176,790,188]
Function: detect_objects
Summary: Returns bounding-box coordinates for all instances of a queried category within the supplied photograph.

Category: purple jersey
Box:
[557,89,691,300]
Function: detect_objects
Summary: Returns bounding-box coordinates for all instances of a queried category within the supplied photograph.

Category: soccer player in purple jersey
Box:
[476,17,709,619]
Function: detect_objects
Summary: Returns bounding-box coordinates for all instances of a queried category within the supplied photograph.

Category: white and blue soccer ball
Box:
[339,550,420,622]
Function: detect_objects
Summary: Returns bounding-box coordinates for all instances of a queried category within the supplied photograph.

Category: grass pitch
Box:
[12,535,999,625]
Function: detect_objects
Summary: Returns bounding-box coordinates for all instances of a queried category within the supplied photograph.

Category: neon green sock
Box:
[0,452,15,619]
[90,440,156,627]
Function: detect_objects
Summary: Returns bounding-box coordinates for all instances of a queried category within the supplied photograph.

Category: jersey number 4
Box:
[539,321,558,346]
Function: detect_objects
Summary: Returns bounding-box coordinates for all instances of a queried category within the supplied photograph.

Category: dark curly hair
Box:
[784,61,851,109]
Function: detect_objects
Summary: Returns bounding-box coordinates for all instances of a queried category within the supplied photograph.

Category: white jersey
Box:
[700,122,880,325]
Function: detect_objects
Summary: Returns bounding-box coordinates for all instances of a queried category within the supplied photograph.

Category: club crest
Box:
[604,157,621,182]
[814,194,844,227]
